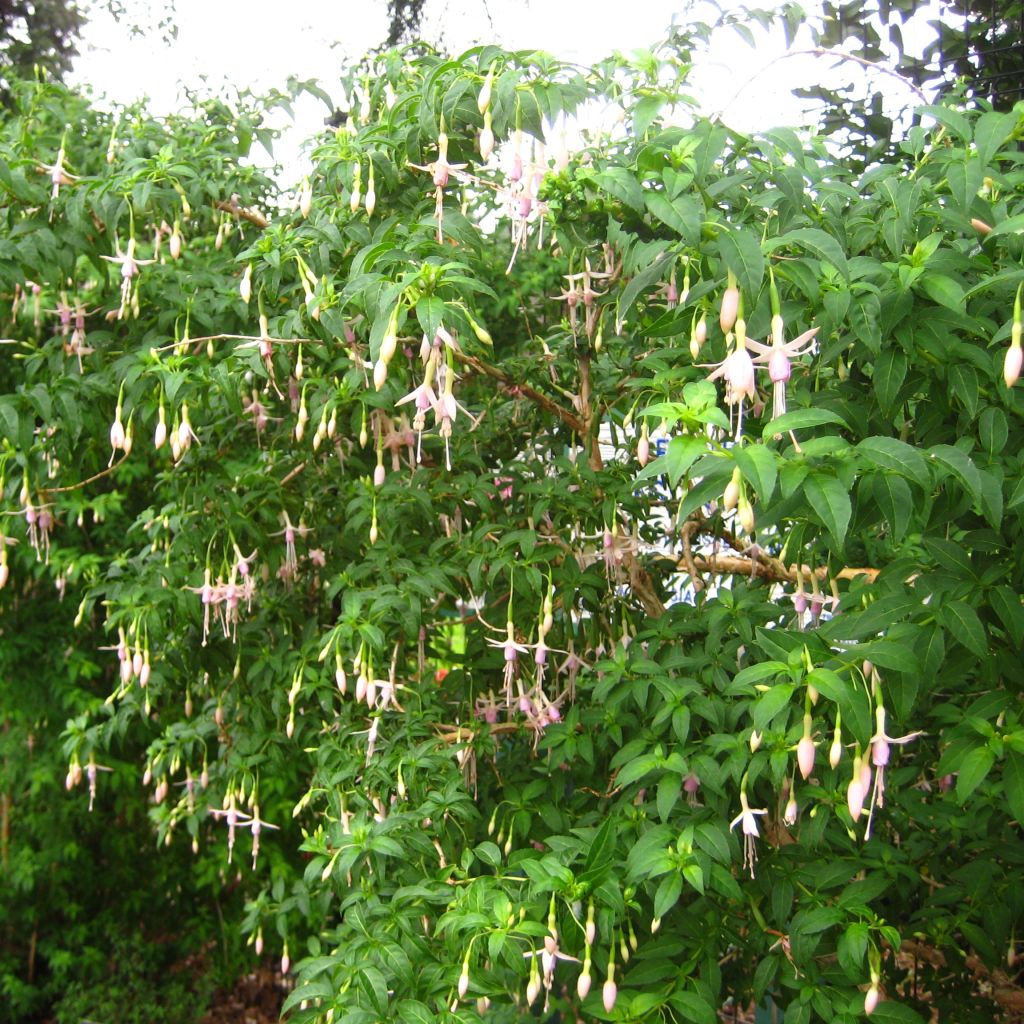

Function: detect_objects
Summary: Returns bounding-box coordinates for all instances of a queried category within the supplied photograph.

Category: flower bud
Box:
[373,358,388,391]
[723,468,741,511]
[1004,341,1022,388]
[720,285,739,334]
[829,729,842,768]
[577,968,592,999]
[458,964,470,999]
[865,984,880,1014]
[602,979,618,1012]
[749,730,762,752]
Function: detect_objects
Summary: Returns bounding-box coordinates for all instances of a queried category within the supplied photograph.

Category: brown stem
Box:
[214,199,269,229]
[39,454,128,496]
[578,353,603,471]
[454,351,586,435]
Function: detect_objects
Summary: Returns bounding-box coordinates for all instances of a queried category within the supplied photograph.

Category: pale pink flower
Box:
[730,787,768,877]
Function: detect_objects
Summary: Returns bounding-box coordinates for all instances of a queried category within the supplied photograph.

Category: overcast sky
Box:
[68,0,935,179]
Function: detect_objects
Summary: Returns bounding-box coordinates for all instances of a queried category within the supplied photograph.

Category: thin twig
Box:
[215,199,269,228]
[454,351,586,435]
[280,462,307,487]
[39,454,128,495]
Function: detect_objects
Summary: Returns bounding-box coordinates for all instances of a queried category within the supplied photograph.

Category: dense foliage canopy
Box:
[2,29,1024,1024]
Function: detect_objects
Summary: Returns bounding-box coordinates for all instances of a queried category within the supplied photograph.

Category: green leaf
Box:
[582,817,618,882]
[645,190,700,245]
[956,746,995,803]
[973,109,1018,165]
[762,407,847,438]
[939,600,987,657]
[653,871,683,919]
[414,295,445,341]
[869,473,912,541]
[1005,752,1024,827]
[718,226,765,297]
[669,990,718,1024]
[397,999,437,1024]
[803,473,852,548]
[929,445,982,502]
[764,227,849,281]
[618,252,671,325]
[663,435,708,486]
[838,922,869,979]
[990,586,1024,647]
[733,443,777,502]
[752,683,796,731]
[868,1002,927,1023]
[873,347,907,417]
[857,436,930,489]
[918,272,965,312]
[918,104,971,141]
[595,167,645,214]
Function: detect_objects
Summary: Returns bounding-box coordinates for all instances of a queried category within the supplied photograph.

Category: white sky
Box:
[68,0,938,180]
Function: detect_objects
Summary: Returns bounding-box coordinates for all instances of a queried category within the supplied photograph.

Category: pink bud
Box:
[784,796,798,825]
[526,975,540,1006]
[577,970,592,999]
[374,464,386,487]
[458,967,470,999]
[110,418,125,450]
[847,776,866,820]
[865,985,880,1014]
[719,286,739,333]
[1005,344,1022,388]
[139,659,151,687]
[637,436,650,467]
[797,735,816,779]
[602,979,618,1012]
[132,651,144,676]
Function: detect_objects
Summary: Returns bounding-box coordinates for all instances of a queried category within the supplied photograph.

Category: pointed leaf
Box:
[718,226,765,298]
[733,443,778,502]
[803,473,852,548]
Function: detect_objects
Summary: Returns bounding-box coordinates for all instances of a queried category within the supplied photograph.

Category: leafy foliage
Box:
[1,29,1024,1024]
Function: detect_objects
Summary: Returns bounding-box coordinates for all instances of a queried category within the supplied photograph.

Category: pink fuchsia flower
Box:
[701,321,756,438]
[864,704,922,838]
[748,322,819,419]
[730,782,768,877]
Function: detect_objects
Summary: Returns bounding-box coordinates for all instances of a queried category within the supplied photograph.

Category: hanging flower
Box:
[730,779,768,877]
[748,322,819,419]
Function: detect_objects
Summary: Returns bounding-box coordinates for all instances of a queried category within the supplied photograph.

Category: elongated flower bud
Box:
[720,285,739,333]
[577,966,592,999]
[797,715,815,779]
[865,984,880,1014]
[723,468,741,511]
[477,65,494,113]
[1005,333,1023,388]
[602,978,618,1012]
